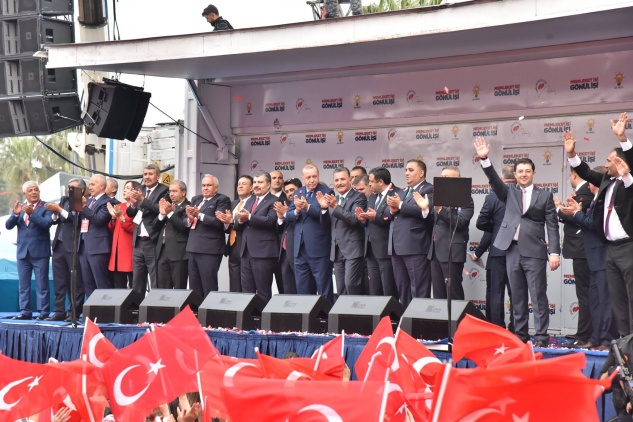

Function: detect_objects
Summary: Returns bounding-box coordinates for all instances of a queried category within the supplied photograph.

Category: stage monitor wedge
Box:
[138,289,203,324]
[198,292,267,330]
[328,295,404,335]
[400,298,485,340]
[83,289,143,324]
[261,294,332,334]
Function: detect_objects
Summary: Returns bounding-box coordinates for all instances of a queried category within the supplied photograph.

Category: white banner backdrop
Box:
[226,50,632,334]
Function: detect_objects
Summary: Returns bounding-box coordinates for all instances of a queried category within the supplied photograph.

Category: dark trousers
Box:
[228,243,242,293]
[506,245,549,342]
[241,247,276,301]
[17,253,50,316]
[605,241,633,336]
[132,238,158,297]
[79,251,111,299]
[588,268,618,346]
[279,249,297,294]
[156,252,188,289]
[366,243,397,298]
[112,271,132,289]
[295,244,333,303]
[572,258,592,341]
[485,256,512,329]
[391,253,431,307]
[188,252,222,298]
[430,255,465,300]
[52,245,84,315]
[333,247,365,296]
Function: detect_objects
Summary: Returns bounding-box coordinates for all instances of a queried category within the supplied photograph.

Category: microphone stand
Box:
[445,206,457,351]
[69,211,80,327]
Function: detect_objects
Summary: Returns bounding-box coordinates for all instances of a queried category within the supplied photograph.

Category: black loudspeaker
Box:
[1,0,73,17]
[328,295,405,335]
[84,80,151,141]
[261,294,332,334]
[138,289,203,324]
[83,289,143,324]
[0,17,73,56]
[19,58,76,95]
[198,292,267,330]
[0,94,81,137]
[400,299,486,340]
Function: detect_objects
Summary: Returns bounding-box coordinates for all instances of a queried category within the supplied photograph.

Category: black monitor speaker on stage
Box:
[328,295,404,335]
[83,289,143,324]
[261,294,332,334]
[138,289,203,324]
[400,299,485,340]
[83,79,151,141]
[198,292,267,330]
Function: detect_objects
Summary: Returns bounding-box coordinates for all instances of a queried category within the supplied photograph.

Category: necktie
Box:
[338,195,344,206]
[404,187,413,201]
[251,197,260,213]
[88,198,94,209]
[375,193,382,208]
[605,179,622,239]
[198,199,207,209]
[23,208,29,226]
[145,189,151,199]
[307,191,313,199]
[522,188,527,214]
[229,199,245,246]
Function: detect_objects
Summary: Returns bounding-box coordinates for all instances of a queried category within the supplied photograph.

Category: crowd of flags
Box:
[0,308,616,421]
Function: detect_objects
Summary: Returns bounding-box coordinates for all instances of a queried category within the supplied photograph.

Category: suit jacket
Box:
[185,194,232,255]
[5,201,53,259]
[126,183,170,245]
[237,192,280,259]
[285,183,334,258]
[475,191,507,258]
[80,194,114,255]
[428,198,474,263]
[51,196,81,254]
[474,230,494,270]
[571,146,633,242]
[108,202,135,272]
[573,201,607,272]
[483,165,561,259]
[365,185,396,260]
[155,199,190,261]
[225,196,252,255]
[558,182,593,259]
[388,181,434,256]
[330,189,367,261]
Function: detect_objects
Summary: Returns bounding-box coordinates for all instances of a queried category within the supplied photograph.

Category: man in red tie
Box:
[5,181,53,320]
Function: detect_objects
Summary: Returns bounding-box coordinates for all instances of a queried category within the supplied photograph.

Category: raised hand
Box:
[317,192,330,209]
[412,191,429,211]
[273,201,288,219]
[237,208,250,223]
[44,202,62,214]
[52,406,72,422]
[610,112,628,141]
[12,201,22,215]
[613,156,631,177]
[355,207,366,222]
[107,202,117,217]
[215,209,232,224]
[362,207,377,221]
[386,192,401,210]
[554,196,563,209]
[22,204,34,216]
[473,136,491,159]
[562,130,576,156]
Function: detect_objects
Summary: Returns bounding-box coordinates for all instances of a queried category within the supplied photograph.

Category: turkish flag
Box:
[430,353,611,421]
[157,306,220,362]
[80,318,117,370]
[102,311,218,421]
[255,349,331,381]
[200,355,264,421]
[0,353,56,420]
[354,316,396,382]
[222,377,389,422]
[452,314,531,368]
[311,333,344,371]
[394,329,442,386]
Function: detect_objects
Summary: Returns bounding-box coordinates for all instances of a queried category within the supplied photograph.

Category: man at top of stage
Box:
[473,136,560,348]
[282,164,334,303]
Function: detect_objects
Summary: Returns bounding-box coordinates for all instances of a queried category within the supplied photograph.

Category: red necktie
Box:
[605,179,622,239]
[251,197,259,213]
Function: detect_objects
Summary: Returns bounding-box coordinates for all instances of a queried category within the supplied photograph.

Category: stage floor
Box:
[0,312,616,421]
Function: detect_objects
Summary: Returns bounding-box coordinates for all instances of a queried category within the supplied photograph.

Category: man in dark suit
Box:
[356,167,397,298]
[187,175,231,298]
[270,170,288,294]
[126,164,170,297]
[386,159,434,307]
[564,112,633,336]
[474,137,561,347]
[79,174,115,299]
[320,167,367,296]
[560,166,618,350]
[45,178,86,321]
[216,175,253,292]
[283,164,334,303]
[155,180,190,289]
[105,178,119,203]
[234,171,280,301]
[274,178,302,295]
[555,168,594,348]
[471,165,516,330]
[426,166,474,300]
[5,181,53,320]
